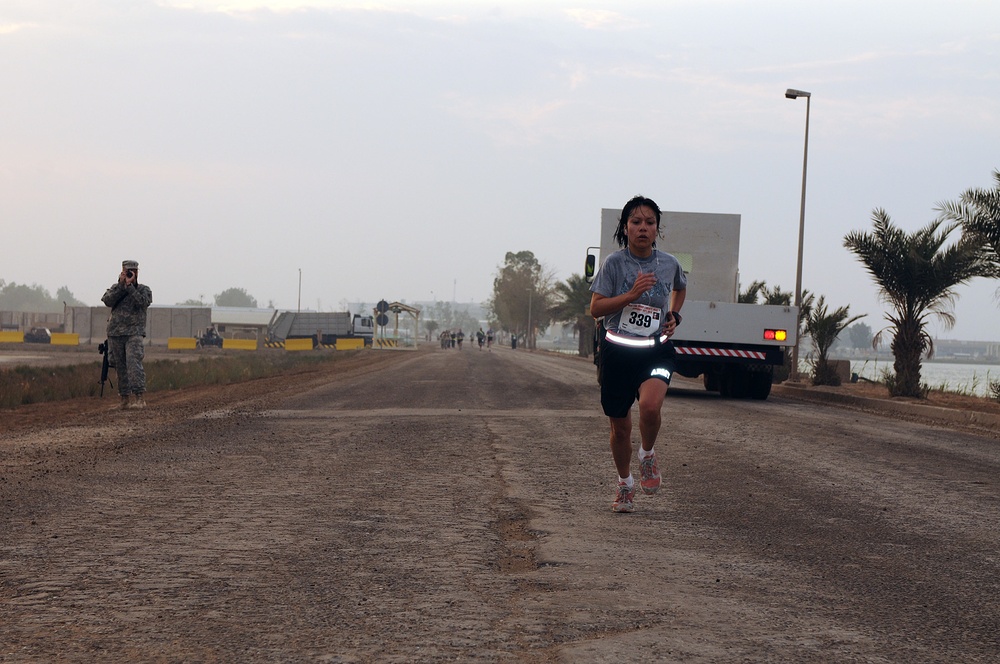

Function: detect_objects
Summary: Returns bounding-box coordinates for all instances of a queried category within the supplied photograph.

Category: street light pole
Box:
[297,268,302,313]
[526,288,533,350]
[785,88,811,381]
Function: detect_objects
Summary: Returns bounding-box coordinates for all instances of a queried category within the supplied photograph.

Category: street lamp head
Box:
[785,88,811,99]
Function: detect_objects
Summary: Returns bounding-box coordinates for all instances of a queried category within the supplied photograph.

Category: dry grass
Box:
[0,350,347,409]
[836,378,1000,416]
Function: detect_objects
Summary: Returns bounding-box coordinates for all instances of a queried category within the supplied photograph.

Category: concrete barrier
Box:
[285,338,314,352]
[336,338,366,351]
[830,359,852,383]
[50,333,80,346]
[168,337,198,350]
[0,331,24,343]
[223,339,257,351]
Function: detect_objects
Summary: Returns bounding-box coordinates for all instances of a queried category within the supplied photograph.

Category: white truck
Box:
[266,311,375,347]
[586,209,798,400]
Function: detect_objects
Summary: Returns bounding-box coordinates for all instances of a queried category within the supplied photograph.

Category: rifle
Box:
[98,340,114,396]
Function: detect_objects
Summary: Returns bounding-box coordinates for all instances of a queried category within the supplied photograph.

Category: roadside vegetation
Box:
[0,281,86,312]
[803,296,865,386]
[550,273,595,358]
[845,209,997,398]
[923,372,1000,401]
[838,170,1000,399]
[487,250,554,351]
[0,351,343,409]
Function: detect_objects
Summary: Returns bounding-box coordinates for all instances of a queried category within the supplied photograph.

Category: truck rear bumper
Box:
[674,341,786,365]
[672,341,786,379]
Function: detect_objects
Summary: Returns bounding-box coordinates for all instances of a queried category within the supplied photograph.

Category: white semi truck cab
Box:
[587,208,798,400]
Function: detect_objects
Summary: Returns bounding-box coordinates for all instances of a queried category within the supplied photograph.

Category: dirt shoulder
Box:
[772,378,1000,438]
[0,348,408,447]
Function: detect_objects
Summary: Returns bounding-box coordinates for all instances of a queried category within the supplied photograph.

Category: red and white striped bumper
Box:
[675,346,768,360]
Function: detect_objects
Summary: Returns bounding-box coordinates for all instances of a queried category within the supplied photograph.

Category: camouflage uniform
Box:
[102,261,153,398]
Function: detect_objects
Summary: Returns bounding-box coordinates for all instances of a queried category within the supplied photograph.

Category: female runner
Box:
[589,195,687,512]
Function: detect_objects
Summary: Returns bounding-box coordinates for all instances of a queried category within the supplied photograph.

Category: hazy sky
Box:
[3,0,999,340]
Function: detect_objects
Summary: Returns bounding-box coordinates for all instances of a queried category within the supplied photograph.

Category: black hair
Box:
[613,195,662,248]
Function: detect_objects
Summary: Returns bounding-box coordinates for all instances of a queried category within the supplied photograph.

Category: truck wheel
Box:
[720,367,749,399]
[748,371,772,400]
[703,372,720,392]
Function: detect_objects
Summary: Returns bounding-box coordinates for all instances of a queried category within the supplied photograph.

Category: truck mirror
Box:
[584,250,598,283]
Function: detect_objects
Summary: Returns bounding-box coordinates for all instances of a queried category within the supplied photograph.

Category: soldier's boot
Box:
[130,394,146,409]
[120,395,130,410]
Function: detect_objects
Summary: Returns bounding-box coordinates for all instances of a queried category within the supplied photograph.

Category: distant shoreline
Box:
[828,354,1000,366]
[925,357,1000,366]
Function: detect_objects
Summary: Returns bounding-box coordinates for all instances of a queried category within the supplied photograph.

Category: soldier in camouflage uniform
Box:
[101,259,153,409]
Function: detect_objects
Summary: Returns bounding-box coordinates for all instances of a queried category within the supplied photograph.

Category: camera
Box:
[126,270,134,279]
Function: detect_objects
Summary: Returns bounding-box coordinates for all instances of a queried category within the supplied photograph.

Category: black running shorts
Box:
[599,338,677,419]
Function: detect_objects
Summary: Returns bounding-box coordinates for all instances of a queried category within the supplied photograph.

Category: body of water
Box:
[847,359,1000,397]
[551,348,999,398]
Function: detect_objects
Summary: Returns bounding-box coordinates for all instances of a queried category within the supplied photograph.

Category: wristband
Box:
[670,311,682,325]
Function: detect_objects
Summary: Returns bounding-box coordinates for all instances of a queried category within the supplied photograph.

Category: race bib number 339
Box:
[619,303,661,337]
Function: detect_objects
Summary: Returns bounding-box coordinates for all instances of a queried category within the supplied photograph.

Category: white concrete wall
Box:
[66,306,212,345]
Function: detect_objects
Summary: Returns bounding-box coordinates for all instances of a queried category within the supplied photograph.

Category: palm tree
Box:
[550,273,595,357]
[738,280,767,303]
[843,209,995,397]
[763,284,793,306]
[937,169,1000,288]
[803,296,865,386]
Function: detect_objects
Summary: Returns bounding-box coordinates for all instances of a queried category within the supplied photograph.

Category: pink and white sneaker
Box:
[639,452,661,495]
[612,481,636,513]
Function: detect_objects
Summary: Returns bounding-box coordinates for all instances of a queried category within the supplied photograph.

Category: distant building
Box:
[932,338,1000,361]
[61,305,276,345]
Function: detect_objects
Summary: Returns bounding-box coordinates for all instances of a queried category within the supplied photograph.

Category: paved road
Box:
[2,346,998,662]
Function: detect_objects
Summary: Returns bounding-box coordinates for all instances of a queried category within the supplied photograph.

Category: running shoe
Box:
[612,481,636,513]
[639,451,661,494]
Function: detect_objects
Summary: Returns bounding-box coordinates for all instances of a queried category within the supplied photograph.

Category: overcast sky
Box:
[3,0,999,340]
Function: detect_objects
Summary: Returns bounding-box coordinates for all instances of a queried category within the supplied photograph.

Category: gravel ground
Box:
[2,345,999,662]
